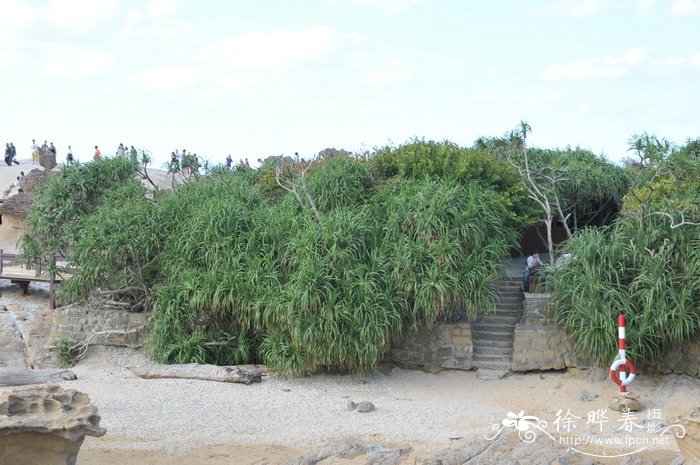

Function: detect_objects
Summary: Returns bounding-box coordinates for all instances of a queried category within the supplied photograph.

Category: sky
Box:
[0,0,698,167]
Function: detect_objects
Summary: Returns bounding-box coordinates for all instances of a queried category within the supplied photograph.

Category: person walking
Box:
[14,176,24,193]
[10,143,19,165]
[18,171,26,191]
[4,143,12,166]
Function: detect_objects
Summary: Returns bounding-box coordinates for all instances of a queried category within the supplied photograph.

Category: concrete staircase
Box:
[472,277,523,379]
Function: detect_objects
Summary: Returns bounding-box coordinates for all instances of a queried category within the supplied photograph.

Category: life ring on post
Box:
[610,358,636,386]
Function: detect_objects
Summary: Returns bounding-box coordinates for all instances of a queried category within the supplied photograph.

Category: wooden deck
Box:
[0,250,71,309]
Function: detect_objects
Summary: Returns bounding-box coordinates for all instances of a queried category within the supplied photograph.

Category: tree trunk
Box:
[127,363,264,385]
[0,369,77,386]
[545,213,554,261]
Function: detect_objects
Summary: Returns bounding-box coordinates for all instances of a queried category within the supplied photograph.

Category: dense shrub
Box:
[370,139,536,228]
[552,140,700,367]
[147,172,515,374]
[21,157,140,266]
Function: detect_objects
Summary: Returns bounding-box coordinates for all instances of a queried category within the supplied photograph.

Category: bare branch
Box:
[653,211,700,228]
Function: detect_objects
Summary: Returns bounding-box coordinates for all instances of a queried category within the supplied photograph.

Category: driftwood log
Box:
[127,363,264,385]
[0,368,77,386]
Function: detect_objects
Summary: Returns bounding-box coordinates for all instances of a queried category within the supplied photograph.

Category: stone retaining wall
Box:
[387,322,473,371]
[512,293,577,372]
[659,341,700,377]
[49,305,147,348]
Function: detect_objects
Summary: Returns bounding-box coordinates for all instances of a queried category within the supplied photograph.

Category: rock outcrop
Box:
[670,407,700,464]
[0,385,106,465]
[0,192,35,220]
[38,148,57,172]
[24,168,50,194]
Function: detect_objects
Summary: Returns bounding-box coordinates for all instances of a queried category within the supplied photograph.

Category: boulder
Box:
[0,385,106,465]
[38,148,57,172]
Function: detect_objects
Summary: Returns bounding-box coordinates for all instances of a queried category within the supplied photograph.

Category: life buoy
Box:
[610,358,636,386]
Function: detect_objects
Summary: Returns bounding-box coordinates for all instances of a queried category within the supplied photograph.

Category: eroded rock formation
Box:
[671,407,700,464]
[0,385,105,465]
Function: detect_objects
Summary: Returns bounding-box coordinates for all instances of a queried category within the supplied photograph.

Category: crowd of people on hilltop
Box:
[4,139,267,176]
[169,149,203,176]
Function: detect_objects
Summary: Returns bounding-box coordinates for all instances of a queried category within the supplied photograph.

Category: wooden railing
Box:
[0,249,71,309]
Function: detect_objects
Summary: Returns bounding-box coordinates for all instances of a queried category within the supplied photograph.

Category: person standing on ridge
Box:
[226,154,232,168]
[49,142,56,156]
[130,146,138,163]
[66,146,74,165]
[31,139,38,164]
[94,146,101,159]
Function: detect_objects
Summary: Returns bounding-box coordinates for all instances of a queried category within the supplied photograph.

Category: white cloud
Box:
[125,10,143,26]
[0,0,38,26]
[647,52,700,74]
[540,0,655,16]
[693,53,700,67]
[42,50,113,77]
[148,0,179,17]
[632,0,655,13]
[130,65,203,89]
[200,26,339,71]
[364,58,411,85]
[541,48,646,80]
[470,92,499,103]
[544,0,606,17]
[671,0,700,14]
[218,73,258,89]
[325,0,431,11]
[46,0,119,28]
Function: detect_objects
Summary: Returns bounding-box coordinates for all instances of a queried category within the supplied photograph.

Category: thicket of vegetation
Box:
[552,136,700,366]
[24,142,519,374]
[23,132,697,372]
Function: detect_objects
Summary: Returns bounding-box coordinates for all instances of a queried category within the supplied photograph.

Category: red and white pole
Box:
[610,314,636,396]
[617,314,628,395]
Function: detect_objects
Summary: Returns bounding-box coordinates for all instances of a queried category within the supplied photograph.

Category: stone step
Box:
[492,309,521,316]
[470,338,513,348]
[474,350,512,360]
[497,296,522,305]
[471,330,513,342]
[473,345,513,355]
[475,316,518,325]
[472,321,516,331]
[476,368,510,380]
[493,306,520,313]
[496,286,522,293]
[496,293,522,301]
[475,360,512,371]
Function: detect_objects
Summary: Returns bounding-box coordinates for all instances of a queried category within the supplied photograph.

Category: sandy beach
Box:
[0,282,698,464]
